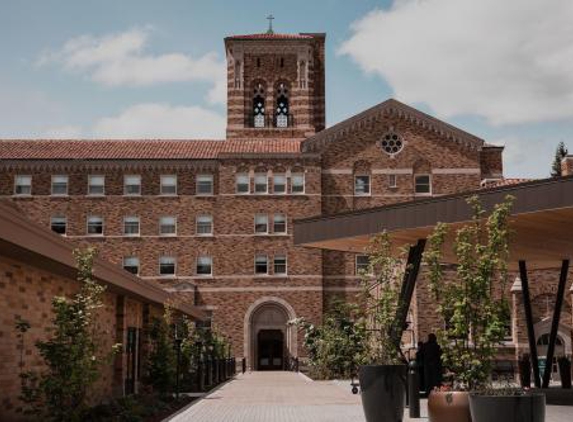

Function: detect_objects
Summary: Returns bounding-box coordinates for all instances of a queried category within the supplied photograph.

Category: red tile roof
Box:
[226,33,314,40]
[0,139,304,160]
[481,178,534,189]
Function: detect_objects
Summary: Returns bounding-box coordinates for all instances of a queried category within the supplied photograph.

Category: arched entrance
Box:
[534,318,572,383]
[244,297,297,371]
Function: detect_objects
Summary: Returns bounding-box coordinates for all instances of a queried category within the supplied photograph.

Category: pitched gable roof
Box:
[301,99,485,153]
[0,139,304,160]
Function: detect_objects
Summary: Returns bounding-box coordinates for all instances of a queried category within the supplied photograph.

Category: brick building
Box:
[2,29,567,378]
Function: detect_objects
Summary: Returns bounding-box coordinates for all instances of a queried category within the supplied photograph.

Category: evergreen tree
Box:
[551,141,568,177]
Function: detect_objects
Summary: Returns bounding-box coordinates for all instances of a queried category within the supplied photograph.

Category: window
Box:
[274,255,287,275]
[50,216,67,235]
[254,173,268,194]
[159,216,177,236]
[196,175,213,195]
[291,173,305,194]
[275,83,289,128]
[160,175,177,195]
[254,214,268,234]
[354,175,371,196]
[87,216,104,236]
[196,215,213,235]
[197,255,213,276]
[414,175,431,195]
[14,175,32,195]
[356,255,370,275]
[123,256,140,275]
[236,173,250,194]
[273,214,287,234]
[124,175,141,196]
[253,82,265,128]
[255,254,268,275]
[51,175,68,196]
[388,174,397,188]
[381,132,404,155]
[123,216,140,236]
[88,175,105,195]
[159,256,176,276]
[273,174,286,194]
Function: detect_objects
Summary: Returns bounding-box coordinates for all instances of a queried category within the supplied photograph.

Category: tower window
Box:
[280,57,284,67]
[275,83,290,128]
[257,57,261,67]
[253,83,266,128]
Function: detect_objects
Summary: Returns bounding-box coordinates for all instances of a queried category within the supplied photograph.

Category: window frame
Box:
[123,216,140,237]
[273,173,286,194]
[123,256,140,275]
[159,216,177,237]
[160,175,178,196]
[86,215,104,236]
[196,214,213,236]
[88,175,105,196]
[196,255,213,277]
[354,174,371,196]
[355,255,371,275]
[291,173,305,194]
[159,256,176,276]
[254,254,269,275]
[50,215,67,235]
[235,173,250,194]
[254,173,268,194]
[273,254,287,276]
[51,175,69,196]
[196,174,214,196]
[388,174,398,189]
[414,174,432,196]
[254,214,269,234]
[124,175,142,196]
[273,214,287,234]
[14,175,32,196]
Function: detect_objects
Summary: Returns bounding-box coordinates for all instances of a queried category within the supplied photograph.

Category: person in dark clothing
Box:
[423,333,443,393]
[415,341,426,394]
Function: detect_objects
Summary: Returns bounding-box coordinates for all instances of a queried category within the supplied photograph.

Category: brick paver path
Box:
[167,371,572,422]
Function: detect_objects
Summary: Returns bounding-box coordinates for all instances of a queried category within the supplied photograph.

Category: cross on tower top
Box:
[266,14,275,34]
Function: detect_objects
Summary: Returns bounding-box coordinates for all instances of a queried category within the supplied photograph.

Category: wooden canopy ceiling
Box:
[294,176,573,270]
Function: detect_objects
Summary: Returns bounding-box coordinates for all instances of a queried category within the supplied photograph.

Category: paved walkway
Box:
[166,371,572,422]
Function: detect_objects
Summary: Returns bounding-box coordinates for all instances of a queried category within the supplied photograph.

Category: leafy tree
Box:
[291,300,367,379]
[424,195,513,390]
[551,141,568,177]
[145,306,177,396]
[17,247,120,421]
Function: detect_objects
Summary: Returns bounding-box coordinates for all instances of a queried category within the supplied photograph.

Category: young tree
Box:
[551,141,568,177]
[17,248,120,421]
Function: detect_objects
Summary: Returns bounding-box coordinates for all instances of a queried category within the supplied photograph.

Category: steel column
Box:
[542,259,569,388]
[392,239,426,352]
[519,260,541,388]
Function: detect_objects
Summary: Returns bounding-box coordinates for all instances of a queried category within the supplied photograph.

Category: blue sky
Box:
[1,0,572,178]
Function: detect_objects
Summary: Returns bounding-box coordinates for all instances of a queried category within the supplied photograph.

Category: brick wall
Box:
[0,254,158,421]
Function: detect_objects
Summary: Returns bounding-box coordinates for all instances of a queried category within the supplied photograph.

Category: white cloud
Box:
[40,28,226,104]
[340,0,573,125]
[92,103,225,139]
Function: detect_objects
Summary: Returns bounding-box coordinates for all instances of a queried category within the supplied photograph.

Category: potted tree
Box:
[423,195,543,422]
[356,232,409,422]
[425,195,545,422]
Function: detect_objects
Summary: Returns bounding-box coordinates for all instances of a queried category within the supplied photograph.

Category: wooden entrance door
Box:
[257,329,284,370]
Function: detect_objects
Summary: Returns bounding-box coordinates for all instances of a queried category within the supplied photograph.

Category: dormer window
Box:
[275,83,290,128]
[253,83,266,128]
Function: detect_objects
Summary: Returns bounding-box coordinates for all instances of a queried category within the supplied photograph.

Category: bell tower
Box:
[224,27,325,139]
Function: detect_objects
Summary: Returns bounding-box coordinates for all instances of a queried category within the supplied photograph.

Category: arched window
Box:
[253,82,266,128]
[299,61,307,89]
[275,82,290,128]
[234,60,242,89]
